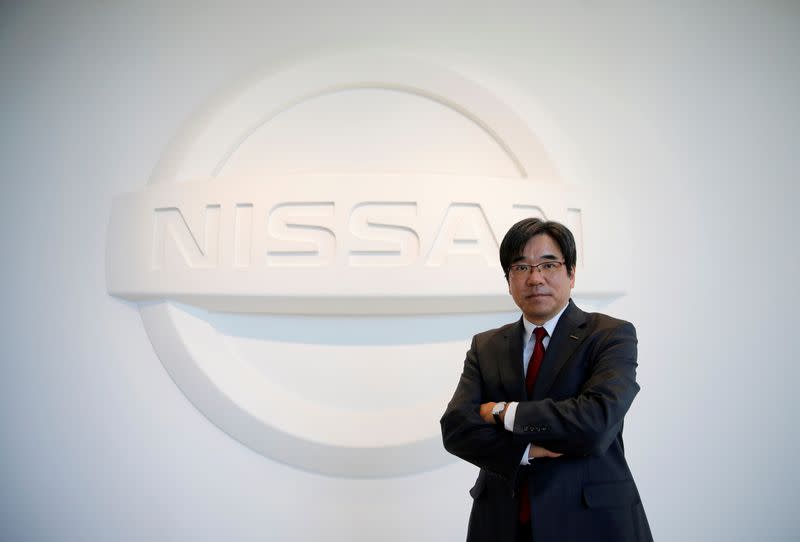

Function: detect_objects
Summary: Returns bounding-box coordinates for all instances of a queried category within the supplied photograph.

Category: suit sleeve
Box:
[440,335,527,483]
[512,321,640,456]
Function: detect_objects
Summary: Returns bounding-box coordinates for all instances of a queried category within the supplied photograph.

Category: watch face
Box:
[493,402,505,415]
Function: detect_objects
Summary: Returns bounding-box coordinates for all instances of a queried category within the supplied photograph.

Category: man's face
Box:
[507,233,575,325]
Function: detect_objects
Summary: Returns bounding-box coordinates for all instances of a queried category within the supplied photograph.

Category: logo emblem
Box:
[106,53,628,476]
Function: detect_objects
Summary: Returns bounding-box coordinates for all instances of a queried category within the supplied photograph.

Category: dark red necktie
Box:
[525,327,548,396]
[519,326,547,526]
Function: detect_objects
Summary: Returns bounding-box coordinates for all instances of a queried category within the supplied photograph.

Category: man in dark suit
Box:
[441,218,652,542]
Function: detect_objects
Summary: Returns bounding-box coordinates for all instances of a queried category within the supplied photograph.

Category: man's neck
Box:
[523,301,570,334]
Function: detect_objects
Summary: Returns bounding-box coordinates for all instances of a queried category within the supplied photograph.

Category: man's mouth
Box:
[526,292,550,299]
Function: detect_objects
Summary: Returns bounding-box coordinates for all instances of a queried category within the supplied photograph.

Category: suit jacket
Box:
[440,300,653,542]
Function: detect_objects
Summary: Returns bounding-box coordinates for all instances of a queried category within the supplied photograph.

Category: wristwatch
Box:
[491,402,507,426]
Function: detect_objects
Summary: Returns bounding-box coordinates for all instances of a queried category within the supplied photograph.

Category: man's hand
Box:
[479,402,497,424]
[530,445,563,459]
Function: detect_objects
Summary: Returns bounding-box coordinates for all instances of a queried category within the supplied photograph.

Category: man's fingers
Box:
[479,402,495,423]
[531,445,563,458]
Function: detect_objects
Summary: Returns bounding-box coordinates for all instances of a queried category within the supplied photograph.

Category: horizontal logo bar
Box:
[107,174,613,314]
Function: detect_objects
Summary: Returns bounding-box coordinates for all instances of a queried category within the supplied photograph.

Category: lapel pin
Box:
[569,334,580,340]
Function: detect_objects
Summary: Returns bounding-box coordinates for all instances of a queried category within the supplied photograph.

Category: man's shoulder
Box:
[472,320,519,342]
[583,309,632,327]
[577,307,636,338]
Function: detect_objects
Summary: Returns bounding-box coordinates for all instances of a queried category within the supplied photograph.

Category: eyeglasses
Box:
[508,261,566,278]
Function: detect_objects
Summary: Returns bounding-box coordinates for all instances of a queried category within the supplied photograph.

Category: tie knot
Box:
[533,327,547,342]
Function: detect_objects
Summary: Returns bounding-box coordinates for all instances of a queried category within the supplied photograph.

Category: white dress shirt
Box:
[503,302,569,465]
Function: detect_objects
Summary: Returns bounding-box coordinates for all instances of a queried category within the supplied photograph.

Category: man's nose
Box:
[525,268,544,285]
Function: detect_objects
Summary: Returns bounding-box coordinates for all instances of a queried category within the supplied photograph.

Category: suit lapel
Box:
[532,300,587,399]
[499,318,526,402]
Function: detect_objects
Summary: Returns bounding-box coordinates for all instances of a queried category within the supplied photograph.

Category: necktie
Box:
[525,327,548,396]
[519,326,547,528]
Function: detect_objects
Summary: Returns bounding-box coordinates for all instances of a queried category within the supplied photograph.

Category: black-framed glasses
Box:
[508,261,565,278]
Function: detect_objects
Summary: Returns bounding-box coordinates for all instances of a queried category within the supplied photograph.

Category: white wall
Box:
[2,1,799,540]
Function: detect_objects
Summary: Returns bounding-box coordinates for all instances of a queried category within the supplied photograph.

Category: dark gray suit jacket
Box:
[440,300,653,542]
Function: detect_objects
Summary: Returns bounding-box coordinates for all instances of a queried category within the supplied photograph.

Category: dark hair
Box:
[499,218,577,280]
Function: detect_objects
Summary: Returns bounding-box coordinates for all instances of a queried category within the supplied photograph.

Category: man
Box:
[440,218,652,542]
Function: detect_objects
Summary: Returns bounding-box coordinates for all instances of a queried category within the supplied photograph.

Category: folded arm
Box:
[512,322,640,456]
[440,336,527,482]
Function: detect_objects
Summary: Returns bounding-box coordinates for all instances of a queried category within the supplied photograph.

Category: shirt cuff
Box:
[520,444,531,465]
[504,401,517,431]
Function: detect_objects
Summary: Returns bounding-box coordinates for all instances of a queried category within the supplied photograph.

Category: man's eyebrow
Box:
[513,253,559,263]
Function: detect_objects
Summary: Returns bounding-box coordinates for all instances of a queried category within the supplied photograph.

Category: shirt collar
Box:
[522,301,570,343]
